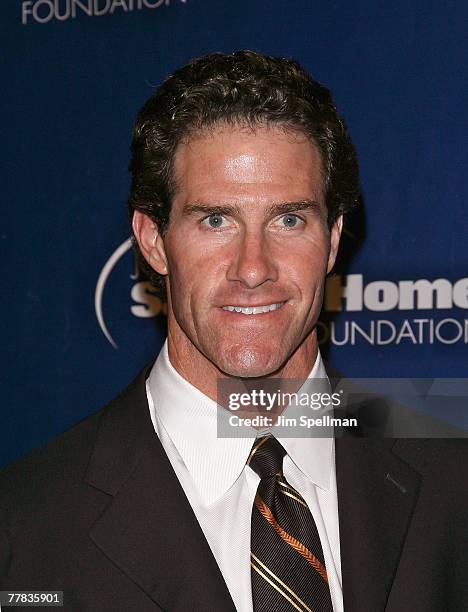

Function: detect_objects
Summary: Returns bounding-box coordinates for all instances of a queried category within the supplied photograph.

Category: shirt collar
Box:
[147,341,333,505]
[278,354,333,492]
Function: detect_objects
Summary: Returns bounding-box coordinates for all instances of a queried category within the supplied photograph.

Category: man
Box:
[0,51,466,611]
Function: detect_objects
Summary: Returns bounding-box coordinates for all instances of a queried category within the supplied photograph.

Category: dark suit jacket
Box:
[1,366,467,611]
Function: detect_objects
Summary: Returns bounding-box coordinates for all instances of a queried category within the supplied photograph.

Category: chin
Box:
[215,346,283,378]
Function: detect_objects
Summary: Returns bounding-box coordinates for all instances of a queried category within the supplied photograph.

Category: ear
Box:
[132,211,168,275]
[327,215,343,274]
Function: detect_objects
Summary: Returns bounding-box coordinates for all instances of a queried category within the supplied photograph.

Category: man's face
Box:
[135,125,341,382]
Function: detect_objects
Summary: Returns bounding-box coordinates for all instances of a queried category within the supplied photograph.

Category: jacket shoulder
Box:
[0,366,149,515]
[394,437,468,478]
[0,411,101,533]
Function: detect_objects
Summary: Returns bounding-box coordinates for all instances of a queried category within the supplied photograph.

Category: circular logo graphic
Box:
[95,238,133,348]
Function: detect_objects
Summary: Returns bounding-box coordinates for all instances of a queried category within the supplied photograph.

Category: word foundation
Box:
[22,0,186,24]
[319,318,468,346]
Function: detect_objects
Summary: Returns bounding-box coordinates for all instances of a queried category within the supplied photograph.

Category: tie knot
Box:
[247,436,286,479]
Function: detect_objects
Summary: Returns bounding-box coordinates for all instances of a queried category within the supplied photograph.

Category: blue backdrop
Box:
[3,0,467,467]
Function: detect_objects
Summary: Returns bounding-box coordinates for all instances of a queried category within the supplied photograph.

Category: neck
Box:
[166,325,319,403]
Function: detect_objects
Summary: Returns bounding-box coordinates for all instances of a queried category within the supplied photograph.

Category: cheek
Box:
[165,248,225,313]
[166,229,227,272]
[281,236,330,287]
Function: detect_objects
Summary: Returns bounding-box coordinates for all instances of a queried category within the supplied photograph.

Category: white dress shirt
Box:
[146,341,343,612]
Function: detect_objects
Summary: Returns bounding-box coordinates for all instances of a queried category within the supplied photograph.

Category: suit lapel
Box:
[335,436,421,612]
[85,367,236,611]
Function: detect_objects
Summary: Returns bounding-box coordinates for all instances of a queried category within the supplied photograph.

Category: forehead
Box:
[171,124,324,204]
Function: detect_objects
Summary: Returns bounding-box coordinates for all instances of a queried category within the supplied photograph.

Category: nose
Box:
[226,231,279,289]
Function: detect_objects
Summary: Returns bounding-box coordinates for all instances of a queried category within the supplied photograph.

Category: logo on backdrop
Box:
[21,0,187,25]
[95,237,166,348]
[319,274,468,346]
[95,239,468,349]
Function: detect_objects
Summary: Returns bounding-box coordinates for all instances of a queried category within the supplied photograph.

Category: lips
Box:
[221,302,285,315]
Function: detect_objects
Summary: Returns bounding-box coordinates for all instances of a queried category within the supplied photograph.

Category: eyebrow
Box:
[181,199,323,218]
[266,199,323,217]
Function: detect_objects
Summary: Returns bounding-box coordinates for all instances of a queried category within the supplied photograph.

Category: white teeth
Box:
[222,302,284,315]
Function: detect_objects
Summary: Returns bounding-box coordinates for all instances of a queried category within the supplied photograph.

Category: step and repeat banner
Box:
[3,0,467,466]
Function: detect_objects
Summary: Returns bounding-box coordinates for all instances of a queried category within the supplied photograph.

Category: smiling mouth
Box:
[222,302,285,315]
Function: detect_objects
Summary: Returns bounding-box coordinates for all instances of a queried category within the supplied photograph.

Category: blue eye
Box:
[281,214,300,228]
[203,214,225,228]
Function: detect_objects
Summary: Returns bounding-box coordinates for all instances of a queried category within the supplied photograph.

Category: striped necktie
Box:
[249,435,334,612]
